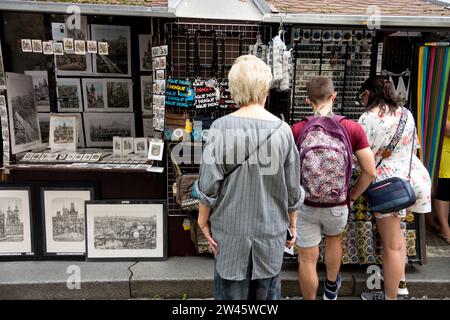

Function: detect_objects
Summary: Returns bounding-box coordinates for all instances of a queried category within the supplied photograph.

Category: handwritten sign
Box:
[165,79,195,108]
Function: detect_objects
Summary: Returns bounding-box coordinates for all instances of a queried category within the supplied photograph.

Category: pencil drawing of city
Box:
[94,215,157,250]
[51,198,85,242]
[0,198,25,242]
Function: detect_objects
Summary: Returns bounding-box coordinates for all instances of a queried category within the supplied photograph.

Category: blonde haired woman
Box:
[196,55,303,300]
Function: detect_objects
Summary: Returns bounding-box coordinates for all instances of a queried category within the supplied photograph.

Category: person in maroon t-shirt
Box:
[291,76,376,300]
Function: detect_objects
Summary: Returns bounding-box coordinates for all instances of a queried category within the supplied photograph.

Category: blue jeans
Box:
[214,255,281,300]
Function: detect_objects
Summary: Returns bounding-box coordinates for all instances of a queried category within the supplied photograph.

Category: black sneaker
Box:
[323,273,341,300]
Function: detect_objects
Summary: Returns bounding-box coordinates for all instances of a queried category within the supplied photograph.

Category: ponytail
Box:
[359,76,400,114]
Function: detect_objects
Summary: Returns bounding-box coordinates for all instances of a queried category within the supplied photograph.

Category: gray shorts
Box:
[296,204,349,248]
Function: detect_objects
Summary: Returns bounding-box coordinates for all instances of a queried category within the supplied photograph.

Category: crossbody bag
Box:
[365,107,417,214]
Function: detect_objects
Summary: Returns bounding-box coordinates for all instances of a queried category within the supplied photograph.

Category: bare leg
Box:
[376,215,403,300]
[434,199,450,241]
[298,246,320,300]
[324,235,342,282]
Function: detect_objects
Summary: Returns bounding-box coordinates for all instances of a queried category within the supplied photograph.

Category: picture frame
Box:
[6,73,42,154]
[139,34,152,71]
[52,17,92,76]
[134,138,148,155]
[54,112,85,148]
[105,79,133,112]
[91,25,131,76]
[141,76,153,114]
[24,71,50,112]
[148,140,164,161]
[82,78,106,112]
[85,200,167,261]
[113,136,122,154]
[83,112,135,148]
[49,114,78,151]
[37,112,50,145]
[0,186,34,256]
[143,116,154,138]
[121,137,134,155]
[56,78,83,112]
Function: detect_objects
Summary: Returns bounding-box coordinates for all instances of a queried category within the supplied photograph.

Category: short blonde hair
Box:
[228,55,272,106]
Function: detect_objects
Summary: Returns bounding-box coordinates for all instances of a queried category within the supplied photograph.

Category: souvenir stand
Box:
[0,2,182,260]
[0,0,449,266]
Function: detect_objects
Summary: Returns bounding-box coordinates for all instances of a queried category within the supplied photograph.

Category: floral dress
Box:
[358,107,431,214]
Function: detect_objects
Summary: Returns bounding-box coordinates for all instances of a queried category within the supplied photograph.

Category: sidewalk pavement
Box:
[0,256,449,300]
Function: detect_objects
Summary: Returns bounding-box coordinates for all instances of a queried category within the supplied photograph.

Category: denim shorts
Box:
[296,204,349,248]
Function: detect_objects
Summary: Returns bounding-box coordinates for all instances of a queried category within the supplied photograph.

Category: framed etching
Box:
[62,113,85,148]
[139,34,152,71]
[37,112,50,144]
[56,78,83,112]
[141,75,153,114]
[91,25,131,76]
[24,71,50,113]
[0,187,33,256]
[51,17,92,76]
[6,73,42,154]
[148,140,164,161]
[85,200,167,260]
[42,188,94,255]
[134,138,148,155]
[83,112,135,148]
[82,78,106,112]
[49,114,77,151]
[105,79,133,112]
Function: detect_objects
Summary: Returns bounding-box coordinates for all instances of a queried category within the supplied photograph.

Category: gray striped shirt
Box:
[198,115,303,280]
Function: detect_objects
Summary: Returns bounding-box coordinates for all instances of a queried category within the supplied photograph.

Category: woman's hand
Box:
[285,226,297,249]
[198,218,218,256]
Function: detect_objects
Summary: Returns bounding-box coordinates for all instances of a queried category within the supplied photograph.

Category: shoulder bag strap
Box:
[407,128,416,179]
[223,120,283,180]
[376,107,408,168]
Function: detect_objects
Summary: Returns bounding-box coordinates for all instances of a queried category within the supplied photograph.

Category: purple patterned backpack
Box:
[296,115,353,207]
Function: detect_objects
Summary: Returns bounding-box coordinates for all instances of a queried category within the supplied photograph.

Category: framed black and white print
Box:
[51,17,92,76]
[141,75,153,114]
[139,34,152,72]
[85,200,167,260]
[6,73,42,154]
[0,187,33,256]
[56,78,83,112]
[105,79,133,112]
[24,71,50,112]
[83,112,135,148]
[42,187,94,255]
[91,25,131,76]
[82,78,106,112]
[49,114,77,151]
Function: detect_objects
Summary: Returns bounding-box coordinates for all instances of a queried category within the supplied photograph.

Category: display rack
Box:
[164,22,272,217]
[291,28,375,122]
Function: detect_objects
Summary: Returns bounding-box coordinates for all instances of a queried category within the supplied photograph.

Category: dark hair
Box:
[359,76,400,114]
[306,76,335,103]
